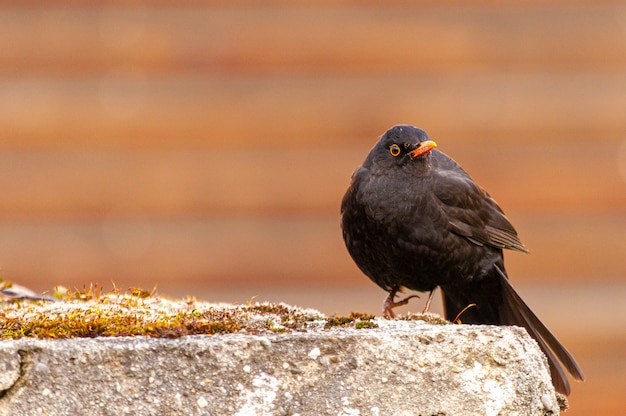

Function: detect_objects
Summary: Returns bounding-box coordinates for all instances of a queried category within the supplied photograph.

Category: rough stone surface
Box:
[0,319,560,416]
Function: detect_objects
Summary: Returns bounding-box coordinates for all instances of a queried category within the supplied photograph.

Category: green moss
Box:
[400,312,449,325]
[325,311,378,329]
[0,285,324,340]
[354,320,378,329]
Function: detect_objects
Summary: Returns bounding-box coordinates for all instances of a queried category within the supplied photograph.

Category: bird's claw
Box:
[382,291,419,318]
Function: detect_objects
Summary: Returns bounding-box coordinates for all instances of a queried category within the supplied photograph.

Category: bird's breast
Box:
[343,171,477,289]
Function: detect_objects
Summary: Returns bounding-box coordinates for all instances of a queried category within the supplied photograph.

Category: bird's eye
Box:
[389,144,401,157]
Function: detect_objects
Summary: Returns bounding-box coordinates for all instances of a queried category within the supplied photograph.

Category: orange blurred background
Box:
[0,2,625,413]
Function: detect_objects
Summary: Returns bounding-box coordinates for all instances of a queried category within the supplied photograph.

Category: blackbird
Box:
[341,124,584,395]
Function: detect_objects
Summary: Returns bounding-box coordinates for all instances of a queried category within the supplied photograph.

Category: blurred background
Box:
[0,1,625,413]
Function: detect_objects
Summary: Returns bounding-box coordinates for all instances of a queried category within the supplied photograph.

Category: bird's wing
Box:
[429,152,528,253]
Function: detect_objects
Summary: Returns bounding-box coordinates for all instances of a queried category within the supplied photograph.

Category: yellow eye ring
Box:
[389,144,401,157]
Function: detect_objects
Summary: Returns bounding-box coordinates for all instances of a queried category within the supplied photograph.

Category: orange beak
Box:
[409,140,437,158]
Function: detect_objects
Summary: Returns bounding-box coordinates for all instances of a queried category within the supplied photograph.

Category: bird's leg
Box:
[382,289,419,318]
[421,290,435,314]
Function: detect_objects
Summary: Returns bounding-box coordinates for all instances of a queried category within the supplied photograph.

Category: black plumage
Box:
[341,124,584,395]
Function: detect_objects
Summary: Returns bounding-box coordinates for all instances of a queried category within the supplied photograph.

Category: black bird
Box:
[341,124,584,395]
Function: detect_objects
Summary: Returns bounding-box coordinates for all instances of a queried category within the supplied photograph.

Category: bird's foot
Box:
[421,290,436,314]
[382,291,419,318]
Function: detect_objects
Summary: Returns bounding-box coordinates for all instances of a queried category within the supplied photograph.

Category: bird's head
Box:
[364,125,437,171]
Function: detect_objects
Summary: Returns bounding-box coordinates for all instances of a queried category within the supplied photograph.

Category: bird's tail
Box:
[442,265,585,395]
